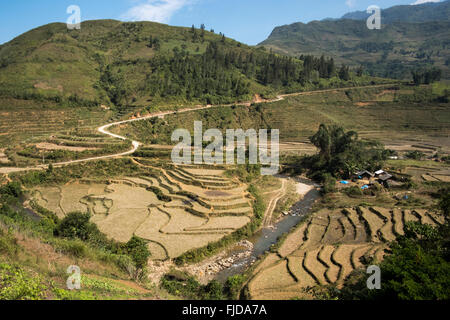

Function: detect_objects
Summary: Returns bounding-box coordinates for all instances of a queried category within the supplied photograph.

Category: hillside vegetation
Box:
[260,2,450,79]
[0,19,385,148]
[111,84,450,146]
[0,19,379,110]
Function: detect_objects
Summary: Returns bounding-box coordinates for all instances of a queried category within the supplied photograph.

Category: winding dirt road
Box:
[262,179,287,227]
[0,83,396,174]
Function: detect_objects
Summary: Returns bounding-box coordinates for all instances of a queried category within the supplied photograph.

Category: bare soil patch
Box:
[36,142,97,152]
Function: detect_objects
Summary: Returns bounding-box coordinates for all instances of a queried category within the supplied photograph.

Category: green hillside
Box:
[0,19,389,147]
[260,4,450,80]
[0,19,381,111]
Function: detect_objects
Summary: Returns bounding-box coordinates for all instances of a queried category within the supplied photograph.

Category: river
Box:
[215,178,321,282]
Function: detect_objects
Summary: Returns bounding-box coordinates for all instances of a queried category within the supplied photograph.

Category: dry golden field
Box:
[32,163,253,260]
[247,206,446,300]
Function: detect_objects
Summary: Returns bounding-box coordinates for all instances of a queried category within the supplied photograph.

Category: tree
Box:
[202,280,224,300]
[339,64,350,81]
[411,68,442,85]
[125,236,151,270]
[0,182,23,199]
[439,193,450,217]
[307,124,386,180]
[55,212,99,241]
[356,65,364,77]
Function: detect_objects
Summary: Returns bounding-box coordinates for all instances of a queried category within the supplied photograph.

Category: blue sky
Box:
[0,0,442,45]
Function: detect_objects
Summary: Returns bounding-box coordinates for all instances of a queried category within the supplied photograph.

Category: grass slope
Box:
[260,19,450,79]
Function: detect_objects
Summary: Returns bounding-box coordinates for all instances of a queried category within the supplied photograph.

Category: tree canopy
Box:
[305,124,387,181]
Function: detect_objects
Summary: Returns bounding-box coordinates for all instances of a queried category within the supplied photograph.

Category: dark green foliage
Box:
[202,280,224,300]
[125,236,150,270]
[299,55,336,80]
[305,124,386,181]
[161,271,224,300]
[147,186,171,202]
[0,19,373,111]
[0,182,23,199]
[224,274,246,299]
[339,65,350,81]
[405,150,426,160]
[440,193,450,217]
[411,68,442,85]
[55,212,102,242]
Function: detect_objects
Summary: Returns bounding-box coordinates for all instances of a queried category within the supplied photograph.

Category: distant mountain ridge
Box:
[342,0,450,24]
[260,1,450,79]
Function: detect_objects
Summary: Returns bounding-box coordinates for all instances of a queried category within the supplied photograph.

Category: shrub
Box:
[55,239,87,258]
[55,212,101,242]
[202,280,224,300]
[114,254,136,277]
[125,236,150,270]
[0,229,19,256]
[405,150,425,160]
[0,263,47,300]
[322,174,337,194]
[0,182,23,199]
[343,186,363,197]
[162,271,226,300]
[224,274,246,299]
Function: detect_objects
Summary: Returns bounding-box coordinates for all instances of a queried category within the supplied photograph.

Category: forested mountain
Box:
[342,0,450,24]
[260,1,450,79]
[0,20,376,111]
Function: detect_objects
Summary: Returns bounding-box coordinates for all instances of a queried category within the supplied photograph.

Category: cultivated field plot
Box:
[0,104,110,148]
[32,163,253,260]
[4,128,131,167]
[247,206,445,300]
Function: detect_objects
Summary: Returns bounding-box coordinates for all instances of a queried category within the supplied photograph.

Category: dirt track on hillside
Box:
[0,84,396,174]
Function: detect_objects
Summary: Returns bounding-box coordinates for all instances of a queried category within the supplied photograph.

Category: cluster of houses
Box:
[352,169,395,188]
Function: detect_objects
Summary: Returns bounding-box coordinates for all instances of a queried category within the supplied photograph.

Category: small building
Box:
[354,170,374,180]
[374,170,386,177]
[377,173,393,187]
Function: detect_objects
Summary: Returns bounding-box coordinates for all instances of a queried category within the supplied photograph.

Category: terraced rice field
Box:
[6,129,132,167]
[32,163,253,260]
[0,105,110,147]
[247,206,445,300]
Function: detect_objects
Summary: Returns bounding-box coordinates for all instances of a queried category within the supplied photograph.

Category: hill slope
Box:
[0,19,377,112]
[0,19,258,106]
[260,2,450,79]
[342,0,450,24]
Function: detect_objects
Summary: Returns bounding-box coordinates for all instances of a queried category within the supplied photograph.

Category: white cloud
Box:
[411,0,441,5]
[345,0,356,8]
[122,0,191,23]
